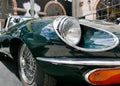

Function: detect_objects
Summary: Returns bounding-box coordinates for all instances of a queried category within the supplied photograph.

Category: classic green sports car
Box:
[1,15,120,86]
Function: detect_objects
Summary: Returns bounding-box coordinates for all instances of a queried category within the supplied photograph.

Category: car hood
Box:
[7,17,120,52]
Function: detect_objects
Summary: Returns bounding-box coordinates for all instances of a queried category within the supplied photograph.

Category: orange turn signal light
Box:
[85,68,120,85]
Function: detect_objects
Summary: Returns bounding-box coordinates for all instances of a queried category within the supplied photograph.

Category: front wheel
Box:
[18,44,56,86]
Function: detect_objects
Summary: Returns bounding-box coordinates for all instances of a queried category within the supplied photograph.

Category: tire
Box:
[18,44,56,86]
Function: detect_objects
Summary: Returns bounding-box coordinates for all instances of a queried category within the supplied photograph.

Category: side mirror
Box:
[13,16,21,23]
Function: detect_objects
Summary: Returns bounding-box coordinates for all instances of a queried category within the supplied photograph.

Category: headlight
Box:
[53,16,81,45]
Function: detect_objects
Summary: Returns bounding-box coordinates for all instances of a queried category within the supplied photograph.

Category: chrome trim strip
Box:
[37,57,120,66]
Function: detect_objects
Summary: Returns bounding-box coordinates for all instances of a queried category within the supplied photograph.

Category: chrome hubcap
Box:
[20,44,36,84]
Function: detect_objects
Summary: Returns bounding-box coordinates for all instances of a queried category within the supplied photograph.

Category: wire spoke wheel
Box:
[18,44,56,86]
[19,44,36,85]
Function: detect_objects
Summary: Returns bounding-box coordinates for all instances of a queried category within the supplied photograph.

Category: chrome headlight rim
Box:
[53,16,81,45]
[53,16,119,53]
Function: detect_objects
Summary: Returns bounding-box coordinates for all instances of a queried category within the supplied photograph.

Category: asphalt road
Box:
[0,54,22,86]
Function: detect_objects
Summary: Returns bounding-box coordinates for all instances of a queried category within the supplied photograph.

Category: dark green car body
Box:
[1,16,120,85]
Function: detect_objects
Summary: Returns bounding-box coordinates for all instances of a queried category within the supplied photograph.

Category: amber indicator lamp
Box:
[85,68,120,85]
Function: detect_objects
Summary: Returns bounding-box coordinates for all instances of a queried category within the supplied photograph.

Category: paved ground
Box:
[0,55,22,86]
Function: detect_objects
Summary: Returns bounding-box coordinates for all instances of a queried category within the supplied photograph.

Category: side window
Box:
[3,16,17,29]
[8,17,17,28]
[3,18,8,29]
[6,16,21,29]
[8,18,14,28]
[3,17,12,29]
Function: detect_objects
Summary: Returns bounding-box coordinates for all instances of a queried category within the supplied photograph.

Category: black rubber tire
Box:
[18,43,56,86]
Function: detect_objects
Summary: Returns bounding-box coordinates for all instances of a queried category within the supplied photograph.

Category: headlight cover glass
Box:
[53,16,81,45]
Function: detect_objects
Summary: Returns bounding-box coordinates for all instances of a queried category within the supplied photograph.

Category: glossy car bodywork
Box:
[1,15,120,85]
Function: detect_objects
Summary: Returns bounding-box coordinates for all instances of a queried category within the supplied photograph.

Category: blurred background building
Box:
[0,0,120,28]
[73,0,120,22]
